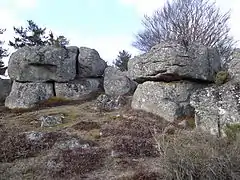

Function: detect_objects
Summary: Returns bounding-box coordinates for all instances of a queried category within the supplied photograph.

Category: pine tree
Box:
[48,31,69,47]
[9,20,48,49]
[0,29,8,75]
[9,20,69,49]
[113,50,131,71]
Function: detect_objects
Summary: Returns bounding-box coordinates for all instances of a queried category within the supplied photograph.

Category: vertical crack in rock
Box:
[52,81,56,96]
[75,48,80,76]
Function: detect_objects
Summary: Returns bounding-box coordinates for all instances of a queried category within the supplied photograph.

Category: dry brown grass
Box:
[155,130,240,180]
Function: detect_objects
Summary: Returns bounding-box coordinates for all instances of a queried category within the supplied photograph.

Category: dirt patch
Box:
[119,170,162,180]
[101,117,164,138]
[72,121,101,131]
[110,136,159,158]
[46,147,106,178]
[0,131,62,163]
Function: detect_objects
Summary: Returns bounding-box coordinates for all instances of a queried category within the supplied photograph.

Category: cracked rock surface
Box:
[128,42,221,83]
[8,46,78,82]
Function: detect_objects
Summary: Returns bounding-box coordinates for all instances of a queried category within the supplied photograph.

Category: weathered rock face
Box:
[104,67,137,96]
[8,46,78,82]
[228,49,240,83]
[78,47,107,78]
[128,42,221,83]
[132,81,203,122]
[55,78,103,100]
[5,82,54,109]
[190,82,240,136]
[0,79,12,104]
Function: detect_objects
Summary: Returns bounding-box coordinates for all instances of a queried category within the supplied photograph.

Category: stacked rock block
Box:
[128,42,222,122]
[5,46,107,109]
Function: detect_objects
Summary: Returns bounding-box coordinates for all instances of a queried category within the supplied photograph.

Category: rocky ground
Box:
[0,99,240,180]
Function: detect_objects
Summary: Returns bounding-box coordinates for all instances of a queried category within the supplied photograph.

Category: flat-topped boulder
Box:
[5,81,54,109]
[128,42,221,83]
[78,47,107,78]
[8,46,78,82]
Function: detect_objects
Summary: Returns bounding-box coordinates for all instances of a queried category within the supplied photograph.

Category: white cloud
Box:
[12,0,38,9]
[120,0,167,15]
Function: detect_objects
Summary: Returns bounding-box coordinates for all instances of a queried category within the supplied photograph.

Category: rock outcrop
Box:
[55,78,103,100]
[228,49,240,83]
[78,47,107,78]
[104,66,137,96]
[190,82,240,136]
[130,42,218,122]
[188,48,240,136]
[0,79,12,104]
[5,82,54,109]
[128,42,221,83]
[8,46,78,82]
[5,46,107,109]
[132,81,202,122]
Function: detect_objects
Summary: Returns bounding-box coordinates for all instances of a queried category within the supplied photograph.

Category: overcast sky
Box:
[0,0,239,65]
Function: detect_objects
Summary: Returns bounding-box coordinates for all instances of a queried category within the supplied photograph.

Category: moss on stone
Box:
[214,71,229,85]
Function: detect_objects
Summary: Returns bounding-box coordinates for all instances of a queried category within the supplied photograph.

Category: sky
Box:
[0,0,240,65]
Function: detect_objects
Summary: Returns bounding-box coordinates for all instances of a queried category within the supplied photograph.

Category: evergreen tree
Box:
[9,20,48,49]
[0,29,8,75]
[48,31,69,47]
[9,20,69,49]
[113,50,131,71]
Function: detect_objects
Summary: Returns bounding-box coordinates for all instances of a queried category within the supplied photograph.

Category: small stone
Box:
[39,114,64,127]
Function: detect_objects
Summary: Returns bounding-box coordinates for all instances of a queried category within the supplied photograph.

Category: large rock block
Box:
[5,82,54,109]
[190,82,240,136]
[104,67,137,96]
[228,49,240,83]
[128,42,221,83]
[55,78,103,100]
[78,47,107,77]
[132,81,202,122]
[0,79,12,104]
[8,46,78,82]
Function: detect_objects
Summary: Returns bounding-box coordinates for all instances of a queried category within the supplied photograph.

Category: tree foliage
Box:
[0,29,8,75]
[113,50,131,71]
[9,20,69,49]
[48,31,69,47]
[0,29,8,60]
[133,0,235,62]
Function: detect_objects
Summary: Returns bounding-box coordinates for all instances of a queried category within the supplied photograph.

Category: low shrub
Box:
[156,130,240,180]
